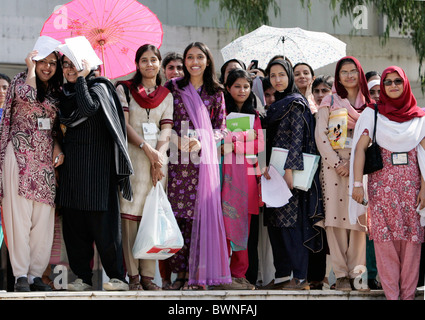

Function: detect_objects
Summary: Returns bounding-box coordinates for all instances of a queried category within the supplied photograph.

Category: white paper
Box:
[261,165,292,208]
[416,204,425,227]
[269,147,320,191]
[57,36,103,71]
[32,36,62,61]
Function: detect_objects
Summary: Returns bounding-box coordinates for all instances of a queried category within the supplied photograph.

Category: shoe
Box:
[234,277,256,290]
[68,278,92,291]
[141,276,161,291]
[30,277,52,291]
[335,277,352,292]
[368,278,382,290]
[260,279,290,290]
[213,277,255,290]
[281,278,310,290]
[128,275,143,291]
[15,277,30,292]
[103,278,129,291]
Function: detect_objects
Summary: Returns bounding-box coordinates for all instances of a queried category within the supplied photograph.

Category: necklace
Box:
[144,85,157,94]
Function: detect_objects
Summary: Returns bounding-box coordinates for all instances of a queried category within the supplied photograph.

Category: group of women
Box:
[0,36,423,300]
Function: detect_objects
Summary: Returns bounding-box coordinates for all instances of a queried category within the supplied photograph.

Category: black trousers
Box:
[267,220,309,280]
[61,190,125,286]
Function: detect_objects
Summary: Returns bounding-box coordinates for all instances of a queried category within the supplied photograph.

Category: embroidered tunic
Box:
[0,72,58,207]
[166,84,226,220]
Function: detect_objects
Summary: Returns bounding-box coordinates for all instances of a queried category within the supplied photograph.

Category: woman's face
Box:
[0,79,9,106]
[35,52,58,84]
[164,59,184,80]
[269,64,289,92]
[62,56,79,83]
[294,64,313,90]
[339,62,359,89]
[224,61,243,83]
[369,85,380,101]
[227,77,251,108]
[383,72,404,99]
[312,83,332,105]
[137,49,160,81]
[264,86,276,107]
[185,47,208,79]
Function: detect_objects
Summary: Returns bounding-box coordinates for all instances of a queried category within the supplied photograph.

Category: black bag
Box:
[363,103,383,174]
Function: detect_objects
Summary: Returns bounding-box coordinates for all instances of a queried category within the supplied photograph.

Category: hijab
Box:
[372,66,425,123]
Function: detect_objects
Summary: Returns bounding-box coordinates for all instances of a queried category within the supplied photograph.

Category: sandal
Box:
[141,276,162,291]
[128,275,143,291]
[166,278,187,290]
[181,280,205,291]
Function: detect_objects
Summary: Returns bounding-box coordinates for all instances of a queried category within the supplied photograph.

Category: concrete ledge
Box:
[0,289,422,300]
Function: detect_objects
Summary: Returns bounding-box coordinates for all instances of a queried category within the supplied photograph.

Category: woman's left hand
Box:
[53,147,64,168]
[284,169,294,189]
[416,186,425,211]
[188,137,202,153]
[78,59,91,78]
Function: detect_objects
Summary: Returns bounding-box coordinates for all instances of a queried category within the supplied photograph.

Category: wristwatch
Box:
[353,181,363,188]
[139,142,145,149]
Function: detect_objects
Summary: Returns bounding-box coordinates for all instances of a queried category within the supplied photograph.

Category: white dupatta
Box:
[348,106,425,225]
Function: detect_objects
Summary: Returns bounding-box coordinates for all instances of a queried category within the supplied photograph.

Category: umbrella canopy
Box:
[221,25,346,71]
[40,0,163,79]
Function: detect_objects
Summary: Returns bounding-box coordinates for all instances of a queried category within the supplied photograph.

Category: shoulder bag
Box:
[363,103,383,174]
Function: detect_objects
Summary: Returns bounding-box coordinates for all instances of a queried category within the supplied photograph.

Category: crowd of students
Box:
[0,36,424,300]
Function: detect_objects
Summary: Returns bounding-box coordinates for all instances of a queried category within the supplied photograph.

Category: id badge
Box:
[142,123,158,140]
[391,152,408,165]
[37,118,51,130]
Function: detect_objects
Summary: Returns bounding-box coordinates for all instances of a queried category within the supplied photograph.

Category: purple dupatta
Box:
[172,79,231,286]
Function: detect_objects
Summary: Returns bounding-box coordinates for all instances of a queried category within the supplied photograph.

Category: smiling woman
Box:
[314,56,371,292]
[0,41,63,292]
[115,44,174,292]
[165,42,231,290]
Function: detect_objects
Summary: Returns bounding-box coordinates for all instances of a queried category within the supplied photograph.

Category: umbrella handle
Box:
[100,40,106,77]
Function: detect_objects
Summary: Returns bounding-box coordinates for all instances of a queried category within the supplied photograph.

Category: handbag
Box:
[363,103,383,174]
[132,183,183,260]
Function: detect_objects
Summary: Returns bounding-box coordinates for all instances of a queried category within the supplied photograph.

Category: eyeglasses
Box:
[383,79,403,86]
[340,70,359,78]
[62,61,76,69]
[37,60,57,67]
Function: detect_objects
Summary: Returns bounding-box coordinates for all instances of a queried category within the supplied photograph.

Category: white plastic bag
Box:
[132,183,183,260]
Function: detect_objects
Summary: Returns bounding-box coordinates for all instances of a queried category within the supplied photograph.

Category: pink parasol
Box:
[40,0,163,79]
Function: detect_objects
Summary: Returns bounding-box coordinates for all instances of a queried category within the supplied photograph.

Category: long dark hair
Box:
[224,69,256,115]
[131,44,162,89]
[36,51,63,102]
[176,42,223,95]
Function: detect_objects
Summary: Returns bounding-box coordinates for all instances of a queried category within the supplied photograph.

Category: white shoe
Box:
[67,279,92,291]
[103,278,129,291]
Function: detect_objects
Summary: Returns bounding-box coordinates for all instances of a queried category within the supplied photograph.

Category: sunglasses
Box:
[383,79,403,86]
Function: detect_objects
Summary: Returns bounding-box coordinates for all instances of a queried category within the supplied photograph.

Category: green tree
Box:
[301,0,425,89]
[194,0,280,35]
[195,0,425,88]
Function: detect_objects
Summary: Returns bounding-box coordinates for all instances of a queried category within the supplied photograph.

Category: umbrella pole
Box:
[100,40,106,77]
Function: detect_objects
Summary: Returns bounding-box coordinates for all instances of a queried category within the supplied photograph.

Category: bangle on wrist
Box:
[139,142,145,149]
[353,181,363,188]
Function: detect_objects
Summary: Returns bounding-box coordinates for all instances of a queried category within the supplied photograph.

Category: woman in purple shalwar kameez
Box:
[165,42,232,290]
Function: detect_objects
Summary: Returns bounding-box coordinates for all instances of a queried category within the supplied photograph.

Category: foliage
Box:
[194,0,280,35]
[301,0,425,90]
